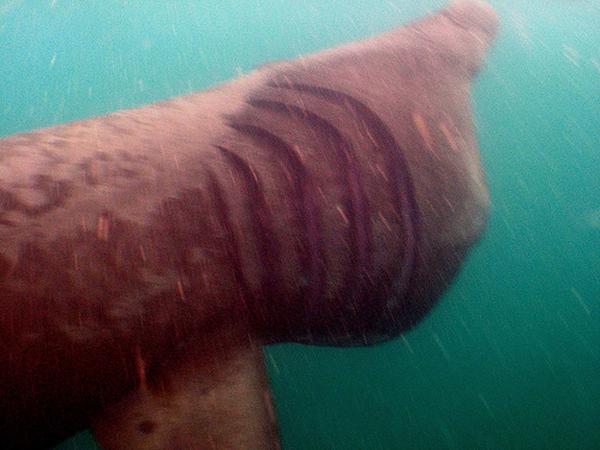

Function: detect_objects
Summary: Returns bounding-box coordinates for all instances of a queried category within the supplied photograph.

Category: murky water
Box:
[1,1,598,448]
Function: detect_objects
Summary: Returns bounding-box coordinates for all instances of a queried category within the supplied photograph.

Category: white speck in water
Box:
[432,332,450,361]
[583,208,600,229]
[49,53,56,67]
[562,45,580,67]
[266,352,280,375]
[570,287,591,316]
[478,393,495,418]
[401,335,414,354]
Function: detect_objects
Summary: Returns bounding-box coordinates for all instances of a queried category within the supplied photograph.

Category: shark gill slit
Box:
[270,81,420,299]
[225,122,325,306]
[214,145,283,328]
[204,169,255,314]
[246,98,372,305]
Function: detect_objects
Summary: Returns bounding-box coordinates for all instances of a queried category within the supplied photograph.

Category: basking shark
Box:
[0,1,498,448]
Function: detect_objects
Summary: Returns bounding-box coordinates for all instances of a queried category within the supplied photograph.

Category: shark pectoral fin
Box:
[92,330,279,450]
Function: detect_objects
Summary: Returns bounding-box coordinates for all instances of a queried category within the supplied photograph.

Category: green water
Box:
[1,1,598,449]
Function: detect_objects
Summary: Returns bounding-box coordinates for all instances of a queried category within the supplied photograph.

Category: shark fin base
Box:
[92,327,279,450]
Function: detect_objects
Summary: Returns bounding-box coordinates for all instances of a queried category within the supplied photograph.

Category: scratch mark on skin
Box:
[439,121,459,152]
[176,278,186,301]
[335,204,350,225]
[412,111,434,151]
[134,344,147,390]
[96,213,110,241]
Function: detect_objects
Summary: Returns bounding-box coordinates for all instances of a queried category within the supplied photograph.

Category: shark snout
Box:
[444,0,499,43]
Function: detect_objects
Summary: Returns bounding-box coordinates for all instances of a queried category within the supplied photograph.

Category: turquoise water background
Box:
[1,1,599,448]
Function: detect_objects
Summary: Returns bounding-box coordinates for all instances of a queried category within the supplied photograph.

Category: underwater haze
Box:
[0,0,598,449]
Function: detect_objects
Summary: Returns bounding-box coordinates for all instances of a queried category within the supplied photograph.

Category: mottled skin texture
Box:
[0,1,497,448]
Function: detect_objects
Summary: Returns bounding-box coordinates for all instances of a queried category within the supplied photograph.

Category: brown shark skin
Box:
[0,1,497,448]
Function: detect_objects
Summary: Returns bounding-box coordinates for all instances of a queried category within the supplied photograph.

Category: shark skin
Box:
[0,1,498,448]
